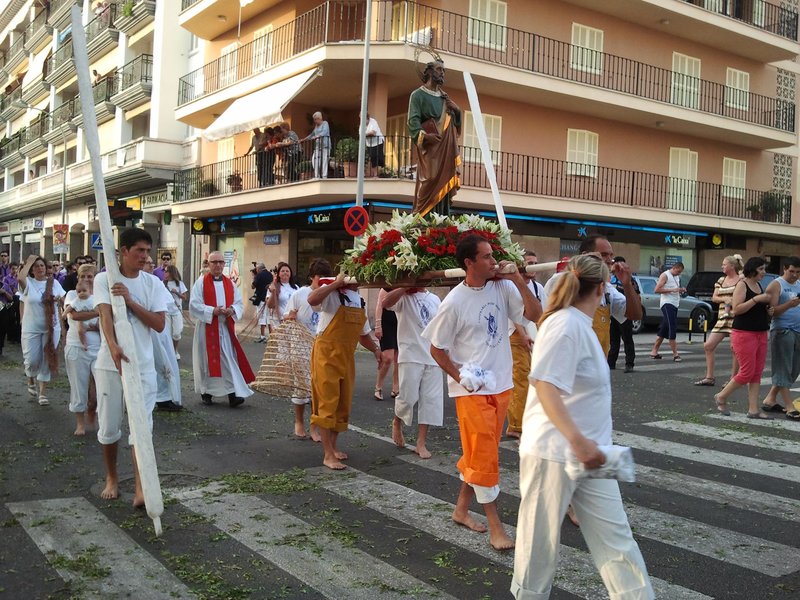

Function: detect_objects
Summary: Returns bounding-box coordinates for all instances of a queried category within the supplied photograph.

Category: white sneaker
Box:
[27,384,37,397]
[176,352,181,360]
[38,396,49,406]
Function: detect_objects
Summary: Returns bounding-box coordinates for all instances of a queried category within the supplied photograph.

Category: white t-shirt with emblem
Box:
[93,271,167,374]
[312,287,371,336]
[387,291,441,365]
[422,279,524,397]
[284,286,319,335]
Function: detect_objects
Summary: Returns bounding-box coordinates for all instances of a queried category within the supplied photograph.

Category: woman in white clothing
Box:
[511,254,653,600]
[62,265,100,435]
[19,255,65,406]
[266,262,298,333]
[164,265,188,357]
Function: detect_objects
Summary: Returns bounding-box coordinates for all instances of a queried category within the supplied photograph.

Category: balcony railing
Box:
[86,3,117,44]
[51,37,73,71]
[173,135,790,224]
[7,31,27,61]
[118,54,153,92]
[0,87,22,115]
[22,117,48,145]
[181,0,200,10]
[683,0,798,41]
[50,98,77,129]
[26,8,50,40]
[178,0,796,133]
[0,133,23,158]
[74,76,117,113]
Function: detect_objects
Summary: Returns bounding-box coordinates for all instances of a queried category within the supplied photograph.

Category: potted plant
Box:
[121,0,135,18]
[335,137,359,177]
[298,159,313,180]
[226,171,243,192]
[749,190,788,222]
[198,179,219,197]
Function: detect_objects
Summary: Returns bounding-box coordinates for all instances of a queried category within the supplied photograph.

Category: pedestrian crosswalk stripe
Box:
[644,420,800,454]
[314,464,711,600]
[175,484,457,600]
[6,497,194,600]
[613,431,800,483]
[499,439,799,519]
[400,454,800,578]
[706,412,800,432]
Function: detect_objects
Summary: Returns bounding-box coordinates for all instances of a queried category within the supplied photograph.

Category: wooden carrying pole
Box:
[70,6,164,535]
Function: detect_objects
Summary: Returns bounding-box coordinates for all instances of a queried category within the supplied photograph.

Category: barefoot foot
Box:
[334,450,348,460]
[132,494,145,509]
[489,530,515,551]
[392,418,405,449]
[310,428,322,443]
[73,427,86,436]
[452,512,488,533]
[414,445,432,459]
[566,504,580,528]
[294,423,308,439]
[323,458,347,470]
[100,480,119,500]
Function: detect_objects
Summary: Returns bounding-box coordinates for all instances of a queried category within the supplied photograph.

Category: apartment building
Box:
[173,0,800,284]
[0,0,193,267]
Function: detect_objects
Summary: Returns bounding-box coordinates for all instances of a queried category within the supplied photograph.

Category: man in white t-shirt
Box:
[307,270,382,470]
[93,228,167,506]
[382,287,443,459]
[422,234,539,551]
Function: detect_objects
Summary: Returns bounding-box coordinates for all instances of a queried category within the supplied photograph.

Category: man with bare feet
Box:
[381,287,443,459]
[93,228,166,505]
[307,272,382,470]
[423,234,539,551]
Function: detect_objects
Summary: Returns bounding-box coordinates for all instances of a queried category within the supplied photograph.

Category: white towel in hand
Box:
[458,363,496,393]
[564,445,636,482]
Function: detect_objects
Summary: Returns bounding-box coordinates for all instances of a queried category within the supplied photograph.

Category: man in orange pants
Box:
[307,267,382,470]
[423,234,540,551]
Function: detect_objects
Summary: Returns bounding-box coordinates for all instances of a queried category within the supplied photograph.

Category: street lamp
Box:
[13,99,77,256]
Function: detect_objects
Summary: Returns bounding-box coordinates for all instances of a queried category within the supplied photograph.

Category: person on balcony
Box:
[365,113,385,178]
[277,122,301,183]
[301,112,330,179]
[407,59,461,216]
[244,127,269,187]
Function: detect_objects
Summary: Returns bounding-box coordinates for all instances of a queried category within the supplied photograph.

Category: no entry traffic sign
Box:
[344,206,369,237]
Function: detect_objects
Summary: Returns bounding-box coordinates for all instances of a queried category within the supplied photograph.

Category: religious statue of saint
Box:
[407,59,461,216]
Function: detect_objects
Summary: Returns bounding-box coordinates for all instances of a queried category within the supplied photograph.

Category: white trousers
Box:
[511,456,654,600]
[64,344,97,413]
[257,301,269,326]
[94,367,157,446]
[168,311,184,341]
[312,147,329,178]
[22,329,61,382]
[396,362,444,427]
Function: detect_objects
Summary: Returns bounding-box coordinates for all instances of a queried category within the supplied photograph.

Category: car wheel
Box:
[631,307,645,334]
[690,306,711,334]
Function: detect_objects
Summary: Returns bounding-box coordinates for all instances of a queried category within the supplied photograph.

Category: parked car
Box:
[630,275,714,334]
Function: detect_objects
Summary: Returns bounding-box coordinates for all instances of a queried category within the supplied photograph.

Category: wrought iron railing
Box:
[683,0,798,40]
[49,98,76,129]
[0,132,23,158]
[0,87,22,113]
[176,1,795,132]
[22,117,48,145]
[49,0,77,16]
[7,31,27,60]
[74,76,117,115]
[27,7,50,39]
[181,0,200,11]
[118,54,153,92]
[172,135,791,224]
[51,37,73,71]
[86,3,117,43]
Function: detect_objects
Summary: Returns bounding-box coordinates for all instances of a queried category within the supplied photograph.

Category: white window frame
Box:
[251,25,273,74]
[218,42,238,88]
[668,147,698,211]
[463,111,502,165]
[671,52,701,110]
[570,23,603,75]
[722,157,746,199]
[468,0,508,52]
[725,67,750,111]
[566,129,598,177]
[385,113,411,173]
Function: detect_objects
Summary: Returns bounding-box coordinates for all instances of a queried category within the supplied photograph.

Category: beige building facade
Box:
[173,0,800,291]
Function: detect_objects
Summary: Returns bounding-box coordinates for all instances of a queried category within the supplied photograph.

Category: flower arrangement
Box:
[341,211,524,283]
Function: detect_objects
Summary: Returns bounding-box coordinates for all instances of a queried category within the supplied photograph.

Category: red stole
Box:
[203,274,255,383]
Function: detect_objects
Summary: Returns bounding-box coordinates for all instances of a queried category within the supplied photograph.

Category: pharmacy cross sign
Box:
[344,206,369,237]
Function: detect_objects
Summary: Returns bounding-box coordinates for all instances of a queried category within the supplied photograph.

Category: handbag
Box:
[249,294,260,307]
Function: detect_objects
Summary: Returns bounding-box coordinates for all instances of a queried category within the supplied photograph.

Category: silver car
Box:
[630,275,714,335]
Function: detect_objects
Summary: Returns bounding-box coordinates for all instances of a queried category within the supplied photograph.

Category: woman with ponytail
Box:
[512,254,653,600]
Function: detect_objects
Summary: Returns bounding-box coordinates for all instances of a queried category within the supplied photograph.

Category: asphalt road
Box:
[1,326,799,600]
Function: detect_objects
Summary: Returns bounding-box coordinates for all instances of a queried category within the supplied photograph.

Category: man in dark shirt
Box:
[608,255,640,373]
[62,256,88,293]
[252,262,273,342]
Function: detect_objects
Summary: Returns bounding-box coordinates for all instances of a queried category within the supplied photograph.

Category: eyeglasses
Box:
[161,256,171,261]
[208,260,225,264]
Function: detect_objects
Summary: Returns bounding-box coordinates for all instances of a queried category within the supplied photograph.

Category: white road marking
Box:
[177,486,456,600]
[644,420,800,454]
[6,497,194,599]
[706,412,800,432]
